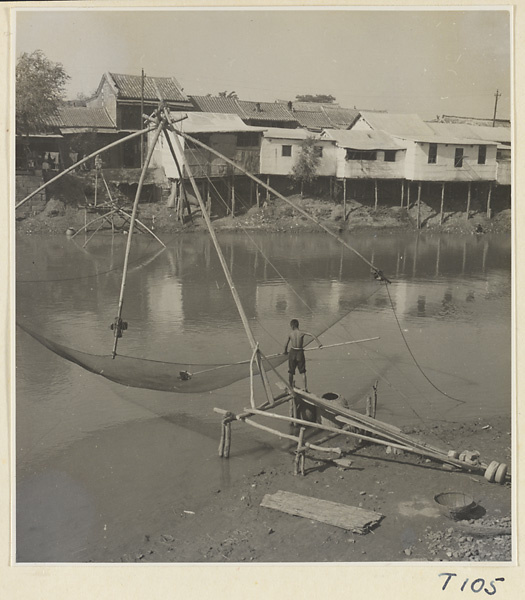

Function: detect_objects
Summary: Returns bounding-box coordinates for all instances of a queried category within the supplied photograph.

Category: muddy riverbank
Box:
[115,416,511,564]
[15,193,512,237]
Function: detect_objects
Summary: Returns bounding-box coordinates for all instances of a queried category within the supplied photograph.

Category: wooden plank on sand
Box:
[261,490,383,534]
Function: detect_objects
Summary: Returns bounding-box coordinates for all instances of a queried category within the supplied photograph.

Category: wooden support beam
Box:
[466,181,471,220]
[206,180,211,215]
[343,178,347,220]
[231,176,236,217]
[256,183,260,208]
[416,182,422,228]
[266,175,270,202]
[486,182,493,218]
[407,182,411,209]
[374,180,378,211]
[400,180,405,208]
[440,182,445,225]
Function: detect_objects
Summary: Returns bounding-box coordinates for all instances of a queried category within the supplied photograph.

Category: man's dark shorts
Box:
[288,348,306,374]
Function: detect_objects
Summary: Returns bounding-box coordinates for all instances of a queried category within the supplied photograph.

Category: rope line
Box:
[385,283,467,404]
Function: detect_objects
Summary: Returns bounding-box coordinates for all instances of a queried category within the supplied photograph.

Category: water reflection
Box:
[15,230,511,562]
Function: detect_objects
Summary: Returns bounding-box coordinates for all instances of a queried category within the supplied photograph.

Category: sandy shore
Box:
[111,416,511,564]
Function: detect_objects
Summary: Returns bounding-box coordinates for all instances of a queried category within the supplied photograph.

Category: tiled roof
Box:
[107,72,189,103]
[293,110,334,130]
[323,129,406,150]
[322,106,360,129]
[238,100,298,123]
[189,96,245,116]
[44,106,116,130]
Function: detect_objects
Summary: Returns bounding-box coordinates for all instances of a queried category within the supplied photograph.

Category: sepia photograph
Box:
[11,4,513,573]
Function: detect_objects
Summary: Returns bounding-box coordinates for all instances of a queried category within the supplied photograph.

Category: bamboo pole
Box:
[71,209,120,239]
[400,180,405,208]
[406,182,410,209]
[116,207,166,248]
[266,175,270,203]
[374,180,378,211]
[245,408,411,452]
[256,183,260,208]
[16,126,154,210]
[161,128,192,222]
[466,181,471,220]
[111,117,166,358]
[175,129,391,282]
[94,171,98,207]
[167,118,274,406]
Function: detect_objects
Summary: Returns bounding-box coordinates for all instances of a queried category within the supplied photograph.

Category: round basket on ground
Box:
[484,460,500,483]
[434,492,476,520]
[494,463,508,485]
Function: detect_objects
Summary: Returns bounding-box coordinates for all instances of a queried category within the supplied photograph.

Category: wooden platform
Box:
[261,490,384,534]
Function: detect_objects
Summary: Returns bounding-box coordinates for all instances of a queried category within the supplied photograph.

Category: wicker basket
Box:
[434,492,476,520]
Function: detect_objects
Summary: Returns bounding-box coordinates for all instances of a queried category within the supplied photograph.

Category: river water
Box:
[15,230,511,562]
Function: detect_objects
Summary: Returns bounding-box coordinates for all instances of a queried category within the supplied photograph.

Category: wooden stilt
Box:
[94,171,98,207]
[407,182,411,209]
[231,176,236,217]
[466,181,471,220]
[416,182,422,228]
[294,427,306,475]
[224,421,231,458]
[374,180,378,211]
[440,182,445,225]
[206,180,211,215]
[401,180,405,208]
[486,182,493,218]
[167,180,176,208]
[266,175,270,203]
[256,183,260,208]
[343,178,347,220]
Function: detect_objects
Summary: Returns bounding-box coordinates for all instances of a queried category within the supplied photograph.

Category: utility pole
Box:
[140,69,145,166]
[492,89,501,127]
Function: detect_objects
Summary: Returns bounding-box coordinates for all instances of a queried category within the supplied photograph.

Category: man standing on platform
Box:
[284,319,322,392]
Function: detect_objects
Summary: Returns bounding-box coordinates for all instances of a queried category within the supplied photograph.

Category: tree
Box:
[16,50,70,135]
[295,94,336,104]
[291,137,321,197]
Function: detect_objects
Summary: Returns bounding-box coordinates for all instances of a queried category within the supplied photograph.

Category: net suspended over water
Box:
[18,280,381,394]
[17,323,289,394]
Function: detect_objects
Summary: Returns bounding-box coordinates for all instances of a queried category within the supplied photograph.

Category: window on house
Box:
[454,148,464,168]
[237,132,259,147]
[384,150,396,162]
[282,145,292,157]
[478,145,487,165]
[428,143,437,164]
[346,149,377,161]
[314,146,323,158]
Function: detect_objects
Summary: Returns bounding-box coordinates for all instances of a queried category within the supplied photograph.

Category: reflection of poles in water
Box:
[412,234,419,278]
[482,239,489,274]
[462,239,467,275]
[435,236,441,277]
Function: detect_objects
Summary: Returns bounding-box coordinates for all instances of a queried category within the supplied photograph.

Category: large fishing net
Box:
[17,323,289,394]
